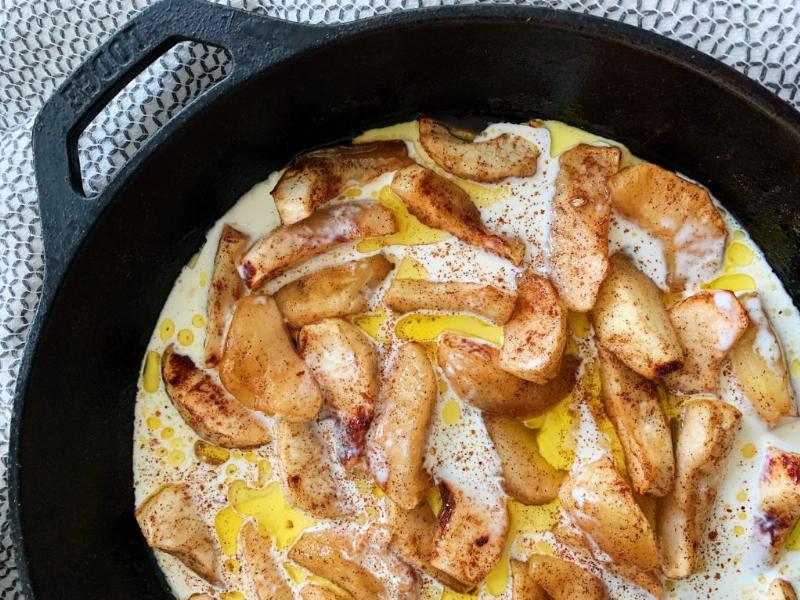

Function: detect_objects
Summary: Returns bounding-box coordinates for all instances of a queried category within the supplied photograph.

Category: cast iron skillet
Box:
[10,0,800,597]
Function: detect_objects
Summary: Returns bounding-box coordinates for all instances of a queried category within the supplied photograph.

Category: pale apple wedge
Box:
[484,414,565,504]
[418,116,539,182]
[608,162,727,291]
[658,398,741,578]
[204,225,248,367]
[367,342,436,509]
[664,290,749,395]
[383,278,516,324]
[273,140,413,224]
[275,254,393,328]
[730,293,796,428]
[275,419,353,519]
[386,500,473,593]
[550,143,621,312]
[527,554,607,600]
[755,446,800,563]
[597,345,674,497]
[498,271,568,383]
[135,484,221,585]
[300,585,348,600]
[591,253,684,379]
[239,203,397,289]
[769,579,799,600]
[240,521,293,600]
[162,345,271,449]
[510,559,548,600]
[391,165,525,265]
[288,529,386,600]
[559,456,659,572]
[437,333,579,419]
[431,479,509,587]
[219,295,322,421]
[299,318,379,467]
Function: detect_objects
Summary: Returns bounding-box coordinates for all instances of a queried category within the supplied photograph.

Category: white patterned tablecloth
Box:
[1,0,799,596]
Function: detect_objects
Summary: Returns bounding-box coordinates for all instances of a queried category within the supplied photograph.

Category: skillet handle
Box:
[32,0,318,286]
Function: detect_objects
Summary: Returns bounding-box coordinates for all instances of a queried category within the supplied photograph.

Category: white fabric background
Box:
[1,0,799,596]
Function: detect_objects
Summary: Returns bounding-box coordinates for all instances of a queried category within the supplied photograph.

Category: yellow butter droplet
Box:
[453,178,504,208]
[194,440,230,465]
[156,447,168,457]
[426,486,443,517]
[191,314,206,328]
[786,519,800,550]
[395,313,503,346]
[221,592,245,600]
[732,230,746,241]
[159,318,175,341]
[257,459,272,485]
[353,120,419,143]
[198,271,208,287]
[142,351,161,393]
[215,507,245,556]
[226,464,238,476]
[703,273,756,292]
[791,359,800,377]
[741,443,757,459]
[242,450,257,463]
[146,415,161,430]
[166,449,185,467]
[177,329,194,346]
[160,427,173,439]
[542,120,639,167]
[758,575,768,584]
[736,490,748,502]
[738,511,747,521]
[283,562,306,584]
[733,525,745,537]
[567,311,591,339]
[395,256,429,280]
[345,187,362,197]
[441,398,462,425]
[224,558,241,573]
[353,305,389,341]
[726,242,754,267]
[536,395,576,471]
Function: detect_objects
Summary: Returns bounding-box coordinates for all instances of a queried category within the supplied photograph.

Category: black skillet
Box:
[10,0,800,597]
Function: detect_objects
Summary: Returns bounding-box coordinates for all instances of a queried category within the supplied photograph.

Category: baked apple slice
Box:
[275,419,353,518]
[658,398,741,578]
[510,559,548,600]
[769,579,799,600]
[391,165,525,265]
[559,456,660,572]
[527,554,607,600]
[418,116,539,182]
[730,293,796,428]
[162,345,271,449]
[664,290,749,395]
[239,203,397,289]
[755,446,800,563]
[240,521,293,600]
[299,318,379,467]
[383,278,516,324]
[367,342,436,509]
[484,414,565,504]
[607,162,727,291]
[299,585,347,600]
[437,333,579,419]
[219,295,322,421]
[550,143,621,312]
[591,253,684,379]
[498,271,567,383]
[275,254,393,328]
[273,140,412,224]
[204,225,248,367]
[135,484,221,584]
[597,345,674,497]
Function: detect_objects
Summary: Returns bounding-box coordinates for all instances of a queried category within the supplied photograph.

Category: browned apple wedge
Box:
[386,500,473,593]
[275,419,353,518]
[484,414,565,504]
[597,345,674,497]
[162,345,271,449]
[608,162,727,291]
[288,529,386,599]
[418,116,540,182]
[730,293,796,428]
[591,253,684,379]
[437,333,579,419]
[273,141,413,224]
[239,203,397,289]
[664,290,749,395]
[658,398,741,578]
[550,144,621,312]
[559,456,659,572]
[498,271,567,383]
[135,484,221,585]
[755,446,800,563]
[275,254,393,328]
[204,225,248,367]
[300,585,348,600]
[510,559,548,600]
[383,278,516,324]
[299,318,379,467]
[219,295,322,421]
[431,479,509,587]
[367,342,436,509]
[769,579,799,600]
[240,521,293,600]
[527,554,607,600]
[391,165,525,265]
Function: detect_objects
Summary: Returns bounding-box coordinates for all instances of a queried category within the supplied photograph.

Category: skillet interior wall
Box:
[16,12,800,599]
